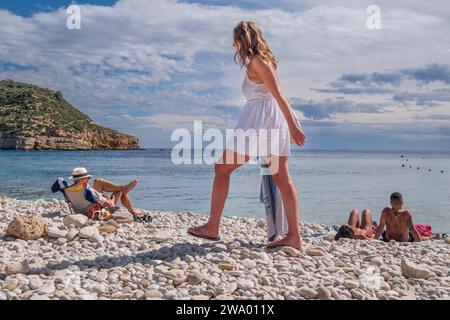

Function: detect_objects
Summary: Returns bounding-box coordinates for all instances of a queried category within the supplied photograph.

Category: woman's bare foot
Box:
[187,224,220,241]
[130,208,145,215]
[122,180,138,194]
[266,235,302,249]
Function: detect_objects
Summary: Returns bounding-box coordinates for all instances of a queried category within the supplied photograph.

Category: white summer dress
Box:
[227,64,291,157]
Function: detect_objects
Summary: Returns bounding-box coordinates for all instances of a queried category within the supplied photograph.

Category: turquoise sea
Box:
[0,149,449,233]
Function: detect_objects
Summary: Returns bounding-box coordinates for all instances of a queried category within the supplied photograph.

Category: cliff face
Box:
[0,80,139,150]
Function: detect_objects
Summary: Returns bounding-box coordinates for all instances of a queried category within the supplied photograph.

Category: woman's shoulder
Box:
[251,55,268,65]
[249,55,274,71]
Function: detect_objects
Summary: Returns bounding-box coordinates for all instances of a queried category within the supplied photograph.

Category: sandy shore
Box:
[0,196,449,300]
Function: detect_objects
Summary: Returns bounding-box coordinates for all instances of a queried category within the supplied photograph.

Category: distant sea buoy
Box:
[417,167,420,170]
[441,170,445,173]
[401,155,404,158]
[402,164,405,167]
[428,169,432,172]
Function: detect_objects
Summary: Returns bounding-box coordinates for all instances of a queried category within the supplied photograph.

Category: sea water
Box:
[0,149,448,232]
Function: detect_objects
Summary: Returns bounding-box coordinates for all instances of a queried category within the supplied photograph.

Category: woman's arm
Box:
[251,56,306,146]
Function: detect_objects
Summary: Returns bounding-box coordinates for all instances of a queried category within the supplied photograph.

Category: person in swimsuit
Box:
[188,21,306,249]
[335,209,375,240]
[374,192,423,242]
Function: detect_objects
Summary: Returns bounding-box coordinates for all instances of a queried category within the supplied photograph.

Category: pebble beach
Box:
[0,196,449,301]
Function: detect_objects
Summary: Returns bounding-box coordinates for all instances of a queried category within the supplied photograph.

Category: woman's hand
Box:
[288,112,306,146]
[289,120,306,146]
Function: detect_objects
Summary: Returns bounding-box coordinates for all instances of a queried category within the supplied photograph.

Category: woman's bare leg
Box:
[348,209,360,228]
[187,150,250,239]
[266,156,302,249]
[360,209,373,234]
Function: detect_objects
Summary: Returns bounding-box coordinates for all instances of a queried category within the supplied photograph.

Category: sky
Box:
[1,0,450,150]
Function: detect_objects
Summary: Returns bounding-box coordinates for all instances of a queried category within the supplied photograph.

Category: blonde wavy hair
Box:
[233,21,278,70]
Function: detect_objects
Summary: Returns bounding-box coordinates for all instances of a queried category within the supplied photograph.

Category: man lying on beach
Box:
[335,209,375,240]
[67,167,144,219]
[374,192,423,242]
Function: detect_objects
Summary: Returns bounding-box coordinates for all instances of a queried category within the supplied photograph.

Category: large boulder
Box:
[6,214,47,240]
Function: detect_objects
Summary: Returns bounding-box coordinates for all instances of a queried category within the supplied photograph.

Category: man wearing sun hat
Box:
[67,167,144,218]
[69,167,93,180]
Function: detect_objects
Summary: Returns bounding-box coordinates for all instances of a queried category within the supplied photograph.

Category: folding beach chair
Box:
[51,177,75,214]
[51,177,102,216]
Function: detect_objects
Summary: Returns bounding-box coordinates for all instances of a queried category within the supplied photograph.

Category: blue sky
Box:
[1,0,450,150]
[0,0,118,16]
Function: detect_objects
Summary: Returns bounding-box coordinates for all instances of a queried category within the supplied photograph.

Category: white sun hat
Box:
[69,167,93,180]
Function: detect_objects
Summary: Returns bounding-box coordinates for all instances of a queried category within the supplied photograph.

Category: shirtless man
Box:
[335,209,374,240]
[374,192,423,242]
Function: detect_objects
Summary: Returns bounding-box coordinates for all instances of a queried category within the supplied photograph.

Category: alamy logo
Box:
[171,121,282,174]
[66,5,82,30]
[59,266,82,291]
[367,5,381,30]
[358,266,382,290]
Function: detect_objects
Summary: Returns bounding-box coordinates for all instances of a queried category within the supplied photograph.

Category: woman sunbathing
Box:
[335,209,375,240]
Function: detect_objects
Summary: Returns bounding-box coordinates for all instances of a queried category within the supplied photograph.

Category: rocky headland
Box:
[0,80,139,150]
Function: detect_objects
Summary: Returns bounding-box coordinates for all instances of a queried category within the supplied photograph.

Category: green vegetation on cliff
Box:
[0,80,139,150]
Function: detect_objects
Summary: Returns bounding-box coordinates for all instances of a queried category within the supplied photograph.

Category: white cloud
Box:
[0,0,449,148]
[120,113,234,129]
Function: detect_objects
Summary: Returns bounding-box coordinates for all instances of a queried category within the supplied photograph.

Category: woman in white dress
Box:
[188,21,306,249]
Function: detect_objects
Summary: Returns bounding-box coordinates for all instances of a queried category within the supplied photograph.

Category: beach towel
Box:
[415,224,432,237]
[259,158,288,241]
[371,221,379,234]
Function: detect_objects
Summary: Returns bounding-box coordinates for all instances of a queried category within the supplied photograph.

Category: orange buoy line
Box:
[400,155,445,174]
